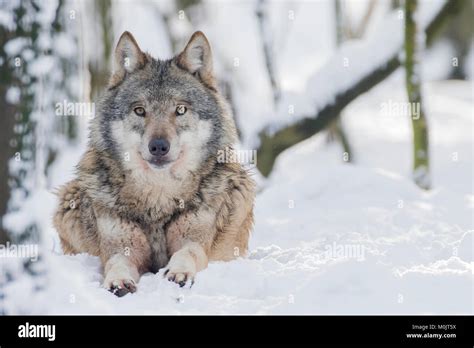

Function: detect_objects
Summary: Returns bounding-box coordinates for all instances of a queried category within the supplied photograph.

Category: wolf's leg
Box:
[164,240,209,287]
[96,216,152,296]
[165,176,254,286]
[54,180,100,256]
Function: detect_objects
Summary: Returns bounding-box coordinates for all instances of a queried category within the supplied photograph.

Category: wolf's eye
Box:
[176,105,187,116]
[134,106,146,117]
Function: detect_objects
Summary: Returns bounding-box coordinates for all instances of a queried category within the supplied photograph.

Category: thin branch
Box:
[256,0,280,103]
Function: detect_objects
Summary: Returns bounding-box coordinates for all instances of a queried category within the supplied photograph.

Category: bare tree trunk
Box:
[256,0,280,103]
[331,0,352,163]
[0,19,16,244]
[446,1,473,79]
[425,0,466,47]
[353,0,377,38]
[405,0,430,189]
[89,0,113,100]
[0,87,16,244]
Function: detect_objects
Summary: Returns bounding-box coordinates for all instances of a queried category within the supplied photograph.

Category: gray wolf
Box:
[53,31,255,297]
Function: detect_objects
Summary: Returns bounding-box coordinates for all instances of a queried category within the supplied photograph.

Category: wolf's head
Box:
[91,31,237,182]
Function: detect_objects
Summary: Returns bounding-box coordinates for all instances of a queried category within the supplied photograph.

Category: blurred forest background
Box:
[0,0,473,313]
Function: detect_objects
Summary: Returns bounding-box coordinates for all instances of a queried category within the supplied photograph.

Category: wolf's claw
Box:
[108,279,137,297]
[164,269,194,288]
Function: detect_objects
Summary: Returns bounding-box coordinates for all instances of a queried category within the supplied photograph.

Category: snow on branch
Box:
[256,0,461,176]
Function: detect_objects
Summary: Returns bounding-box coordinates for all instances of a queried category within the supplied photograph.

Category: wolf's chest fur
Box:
[118,177,205,271]
[79,147,213,270]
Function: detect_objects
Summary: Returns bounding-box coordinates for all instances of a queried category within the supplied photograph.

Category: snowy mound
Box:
[3,80,472,314]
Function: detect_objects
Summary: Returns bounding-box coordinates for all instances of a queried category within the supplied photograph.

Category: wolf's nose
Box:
[148,138,170,157]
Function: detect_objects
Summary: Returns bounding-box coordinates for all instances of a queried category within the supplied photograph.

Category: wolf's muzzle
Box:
[148,138,170,157]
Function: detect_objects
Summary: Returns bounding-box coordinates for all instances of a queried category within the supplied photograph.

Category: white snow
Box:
[260,0,450,142]
[4,37,30,56]
[112,0,173,59]
[3,78,472,314]
[5,86,20,104]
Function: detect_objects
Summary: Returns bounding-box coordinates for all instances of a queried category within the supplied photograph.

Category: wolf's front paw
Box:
[164,268,195,288]
[106,279,137,297]
[163,252,196,287]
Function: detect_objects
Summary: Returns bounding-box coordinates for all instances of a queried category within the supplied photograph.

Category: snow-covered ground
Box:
[3,76,472,314]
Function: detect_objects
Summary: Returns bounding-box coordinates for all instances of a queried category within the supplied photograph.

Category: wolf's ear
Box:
[109,31,147,87]
[176,31,215,88]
